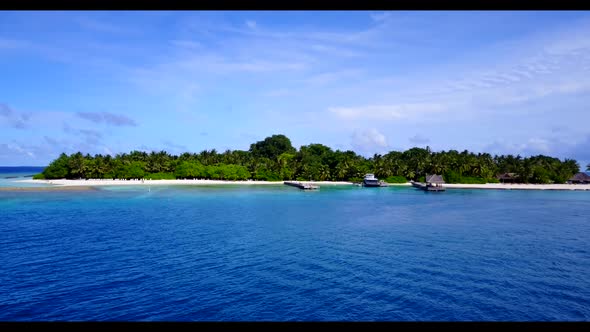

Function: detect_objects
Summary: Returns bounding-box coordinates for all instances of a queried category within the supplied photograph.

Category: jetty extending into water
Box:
[411,174,446,192]
[284,181,320,190]
[411,181,446,192]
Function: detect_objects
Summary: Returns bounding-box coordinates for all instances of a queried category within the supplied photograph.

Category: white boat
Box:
[362,174,386,187]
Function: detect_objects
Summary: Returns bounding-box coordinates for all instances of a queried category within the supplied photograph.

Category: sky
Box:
[1,11,590,167]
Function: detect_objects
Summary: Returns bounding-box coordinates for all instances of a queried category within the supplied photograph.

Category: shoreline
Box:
[0,185,99,191]
[444,183,590,191]
[16,179,358,187]
[10,179,590,190]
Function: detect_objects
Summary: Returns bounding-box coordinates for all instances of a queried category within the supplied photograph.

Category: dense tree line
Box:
[34,134,581,184]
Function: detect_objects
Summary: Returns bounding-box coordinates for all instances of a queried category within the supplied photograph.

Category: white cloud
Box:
[484,138,555,156]
[328,103,445,121]
[246,20,257,29]
[308,43,364,57]
[351,128,388,154]
[4,12,590,165]
[0,104,32,129]
[75,17,137,35]
[0,143,35,158]
[409,134,430,145]
[262,88,294,97]
[525,138,552,154]
[169,40,202,49]
[370,12,392,23]
[304,69,364,86]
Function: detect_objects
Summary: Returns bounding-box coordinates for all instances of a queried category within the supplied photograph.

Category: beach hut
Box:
[497,173,518,184]
[567,172,590,184]
[425,174,445,187]
[423,174,445,191]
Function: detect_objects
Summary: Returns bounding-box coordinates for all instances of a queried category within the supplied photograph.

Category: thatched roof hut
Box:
[425,174,445,185]
[497,172,518,183]
[567,172,590,184]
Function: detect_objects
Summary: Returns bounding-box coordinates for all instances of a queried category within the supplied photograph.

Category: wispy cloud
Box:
[325,18,590,134]
[482,131,590,163]
[75,16,137,35]
[304,69,364,87]
[169,39,202,49]
[3,12,590,165]
[0,38,32,50]
[307,43,364,57]
[76,112,137,127]
[328,103,445,121]
[164,54,307,73]
[245,20,257,29]
[0,142,34,158]
[370,12,393,23]
[0,104,32,129]
[136,144,162,153]
[162,140,188,152]
[351,128,388,155]
[262,88,295,97]
[63,123,103,144]
[409,134,430,145]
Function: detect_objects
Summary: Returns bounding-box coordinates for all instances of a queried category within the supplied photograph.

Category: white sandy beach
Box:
[16,179,356,187]
[443,183,590,190]
[14,179,590,190]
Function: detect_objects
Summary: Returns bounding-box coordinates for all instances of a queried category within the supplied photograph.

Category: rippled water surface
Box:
[1,184,589,321]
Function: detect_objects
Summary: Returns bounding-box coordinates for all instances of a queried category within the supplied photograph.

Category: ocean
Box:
[0,169,589,321]
[0,167,46,188]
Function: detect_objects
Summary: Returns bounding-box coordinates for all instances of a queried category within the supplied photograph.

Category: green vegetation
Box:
[35,134,581,184]
[443,171,498,184]
[146,172,176,180]
[384,176,407,183]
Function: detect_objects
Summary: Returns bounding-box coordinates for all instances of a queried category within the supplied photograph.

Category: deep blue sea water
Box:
[0,173,589,321]
[0,167,46,188]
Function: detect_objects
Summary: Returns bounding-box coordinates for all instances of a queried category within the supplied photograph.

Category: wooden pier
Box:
[284,181,319,190]
[411,182,446,192]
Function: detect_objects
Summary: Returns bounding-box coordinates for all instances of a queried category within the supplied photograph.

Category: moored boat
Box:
[362,174,387,187]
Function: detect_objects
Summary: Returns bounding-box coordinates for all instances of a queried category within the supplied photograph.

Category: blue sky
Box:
[1,11,590,167]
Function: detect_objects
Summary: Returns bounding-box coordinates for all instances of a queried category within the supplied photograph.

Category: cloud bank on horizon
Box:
[1,11,590,166]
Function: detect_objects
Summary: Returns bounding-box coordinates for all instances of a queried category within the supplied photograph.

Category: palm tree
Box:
[377,162,393,179]
[318,164,330,181]
[520,159,534,183]
[129,150,148,162]
[156,150,172,173]
[335,161,349,181]
[68,152,86,179]
[277,152,294,179]
[403,168,416,181]
[428,153,446,175]
[94,155,108,179]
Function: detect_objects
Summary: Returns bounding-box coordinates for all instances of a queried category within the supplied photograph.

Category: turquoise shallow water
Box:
[0,183,589,321]
[0,167,48,187]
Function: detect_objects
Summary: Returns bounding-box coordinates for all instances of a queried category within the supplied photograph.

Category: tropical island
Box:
[29,135,589,189]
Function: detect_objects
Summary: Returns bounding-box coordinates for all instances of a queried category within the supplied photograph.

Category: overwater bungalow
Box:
[497,173,518,184]
[567,172,590,184]
[424,174,445,191]
[426,174,444,186]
